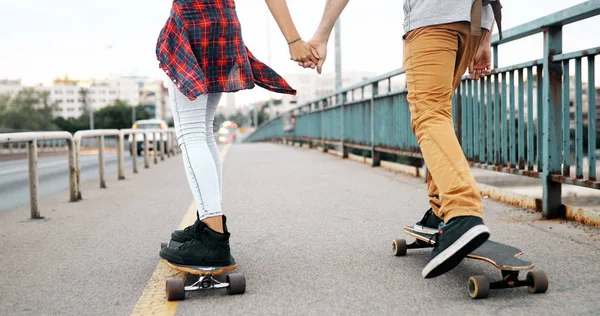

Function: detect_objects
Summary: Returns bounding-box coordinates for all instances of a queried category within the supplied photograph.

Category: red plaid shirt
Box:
[156,0,296,101]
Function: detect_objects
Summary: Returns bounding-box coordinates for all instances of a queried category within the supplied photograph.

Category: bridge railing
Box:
[0,128,179,219]
[245,1,600,219]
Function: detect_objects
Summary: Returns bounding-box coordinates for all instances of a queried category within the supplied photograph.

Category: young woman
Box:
[156,0,319,266]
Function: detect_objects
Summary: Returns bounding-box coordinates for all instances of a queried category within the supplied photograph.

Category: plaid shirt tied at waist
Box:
[156,0,296,100]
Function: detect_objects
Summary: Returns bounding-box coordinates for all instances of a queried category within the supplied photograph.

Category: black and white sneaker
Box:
[415,208,443,233]
[422,216,490,279]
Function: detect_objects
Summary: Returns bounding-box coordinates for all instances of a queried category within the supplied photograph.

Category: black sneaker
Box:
[160,227,233,266]
[416,208,443,230]
[422,216,490,279]
[171,215,229,242]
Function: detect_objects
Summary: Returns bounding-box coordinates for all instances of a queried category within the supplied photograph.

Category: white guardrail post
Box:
[0,132,76,218]
[73,130,120,199]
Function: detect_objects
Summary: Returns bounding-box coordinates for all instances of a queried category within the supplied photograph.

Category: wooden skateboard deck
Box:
[404,225,534,271]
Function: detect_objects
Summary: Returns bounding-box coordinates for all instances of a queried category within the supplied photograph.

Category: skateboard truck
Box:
[467,270,548,299]
[165,272,246,301]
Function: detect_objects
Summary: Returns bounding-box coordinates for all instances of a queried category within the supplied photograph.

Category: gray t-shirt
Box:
[403,0,494,34]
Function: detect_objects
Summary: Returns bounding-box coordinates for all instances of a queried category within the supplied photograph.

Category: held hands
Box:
[289,39,320,68]
[294,39,327,74]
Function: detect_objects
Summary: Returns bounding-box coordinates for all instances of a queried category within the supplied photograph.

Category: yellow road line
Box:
[130,144,232,316]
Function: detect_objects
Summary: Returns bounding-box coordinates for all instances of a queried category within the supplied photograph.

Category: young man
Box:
[303,0,496,278]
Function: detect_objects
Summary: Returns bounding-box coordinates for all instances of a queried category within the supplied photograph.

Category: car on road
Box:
[128,119,169,156]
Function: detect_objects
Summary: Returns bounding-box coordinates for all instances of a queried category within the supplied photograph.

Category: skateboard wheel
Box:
[166,279,185,301]
[467,275,489,299]
[226,273,246,295]
[392,239,407,257]
[160,242,168,249]
[526,270,549,294]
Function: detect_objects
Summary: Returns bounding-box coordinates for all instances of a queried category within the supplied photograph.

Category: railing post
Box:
[67,139,78,202]
[342,93,348,159]
[8,142,13,154]
[321,100,327,153]
[27,140,41,219]
[166,132,171,158]
[541,26,563,218]
[98,135,106,189]
[160,132,165,161]
[153,132,158,165]
[117,132,125,180]
[456,85,463,145]
[143,133,150,169]
[132,133,138,174]
[371,82,380,167]
[74,137,83,200]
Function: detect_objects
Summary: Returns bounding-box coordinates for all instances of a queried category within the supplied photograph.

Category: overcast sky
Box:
[1,0,598,104]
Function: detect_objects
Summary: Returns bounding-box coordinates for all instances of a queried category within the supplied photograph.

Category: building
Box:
[49,76,170,120]
[0,79,23,99]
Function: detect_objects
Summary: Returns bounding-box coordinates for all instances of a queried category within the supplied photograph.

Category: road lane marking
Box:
[130,144,232,316]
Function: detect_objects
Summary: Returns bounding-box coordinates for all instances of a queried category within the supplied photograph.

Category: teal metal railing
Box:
[245,1,600,219]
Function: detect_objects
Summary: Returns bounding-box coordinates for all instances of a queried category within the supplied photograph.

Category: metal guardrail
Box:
[0,128,179,218]
[73,129,178,200]
[245,1,600,220]
[0,132,76,219]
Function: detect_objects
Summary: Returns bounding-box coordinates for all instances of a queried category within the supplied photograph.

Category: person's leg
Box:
[170,89,222,221]
[403,22,489,278]
[205,93,223,200]
[159,86,232,266]
[416,24,487,228]
[202,92,225,233]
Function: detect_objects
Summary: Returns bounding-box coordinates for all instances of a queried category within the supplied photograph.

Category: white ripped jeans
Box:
[168,85,223,221]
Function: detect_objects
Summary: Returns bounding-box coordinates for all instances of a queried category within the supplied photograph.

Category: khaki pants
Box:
[403,22,487,222]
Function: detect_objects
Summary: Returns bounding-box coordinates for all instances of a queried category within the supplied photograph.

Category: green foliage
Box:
[0,89,59,131]
[54,101,151,133]
[249,101,271,127]
[214,113,227,131]
[227,110,249,127]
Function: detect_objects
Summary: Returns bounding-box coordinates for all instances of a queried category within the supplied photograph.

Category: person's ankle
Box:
[202,215,224,234]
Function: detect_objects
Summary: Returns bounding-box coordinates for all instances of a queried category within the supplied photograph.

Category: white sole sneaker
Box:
[421,224,490,278]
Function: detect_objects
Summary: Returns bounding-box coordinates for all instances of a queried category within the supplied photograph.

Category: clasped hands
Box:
[288,39,327,74]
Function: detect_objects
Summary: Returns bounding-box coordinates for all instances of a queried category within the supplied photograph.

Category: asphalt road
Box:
[0,152,133,213]
[0,143,599,316]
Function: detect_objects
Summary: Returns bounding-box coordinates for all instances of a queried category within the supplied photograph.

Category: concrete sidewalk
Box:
[1,143,599,315]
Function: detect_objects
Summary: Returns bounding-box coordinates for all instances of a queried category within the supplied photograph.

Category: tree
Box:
[227,110,249,127]
[0,89,59,131]
[53,100,152,133]
[214,113,227,131]
[249,101,271,127]
[94,100,152,129]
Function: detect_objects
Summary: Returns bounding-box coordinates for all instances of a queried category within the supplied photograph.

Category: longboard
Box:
[160,240,246,301]
[404,225,534,270]
[392,225,549,299]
